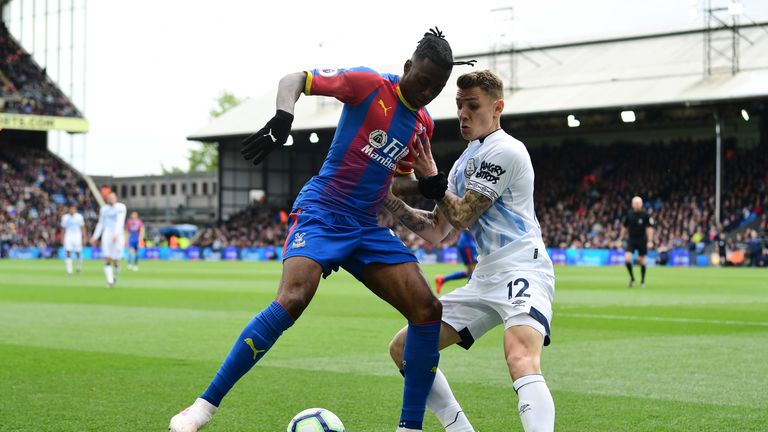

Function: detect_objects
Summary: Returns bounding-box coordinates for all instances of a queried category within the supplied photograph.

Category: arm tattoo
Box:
[383,194,438,234]
[391,173,420,197]
[437,189,493,230]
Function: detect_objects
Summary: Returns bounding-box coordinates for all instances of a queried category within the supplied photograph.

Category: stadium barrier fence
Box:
[0,246,715,267]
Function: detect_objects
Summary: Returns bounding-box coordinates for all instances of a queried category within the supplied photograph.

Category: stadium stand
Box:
[194,206,290,249]
[0,143,99,257]
[0,22,81,117]
[188,137,766,267]
[185,25,767,266]
[523,138,765,253]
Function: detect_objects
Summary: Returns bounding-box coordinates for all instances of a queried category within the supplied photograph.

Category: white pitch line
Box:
[558,312,768,327]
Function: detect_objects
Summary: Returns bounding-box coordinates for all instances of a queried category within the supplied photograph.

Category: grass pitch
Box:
[0,260,766,431]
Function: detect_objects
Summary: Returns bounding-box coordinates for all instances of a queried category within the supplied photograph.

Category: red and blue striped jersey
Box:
[293,67,435,223]
[126,218,143,241]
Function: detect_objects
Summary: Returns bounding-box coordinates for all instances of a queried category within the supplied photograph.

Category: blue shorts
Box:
[282,207,417,280]
[128,238,140,250]
[458,245,478,266]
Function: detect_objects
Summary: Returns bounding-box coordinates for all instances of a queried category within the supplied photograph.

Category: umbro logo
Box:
[519,403,531,415]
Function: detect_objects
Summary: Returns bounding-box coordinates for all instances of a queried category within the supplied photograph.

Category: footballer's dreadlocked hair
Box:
[413,27,477,70]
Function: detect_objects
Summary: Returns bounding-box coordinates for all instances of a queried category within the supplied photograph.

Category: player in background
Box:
[125,211,145,271]
[61,206,86,275]
[620,196,654,288]
[385,70,555,432]
[90,192,127,288]
[170,28,476,432]
[435,230,477,293]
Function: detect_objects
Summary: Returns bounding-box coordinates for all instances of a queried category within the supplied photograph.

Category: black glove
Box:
[418,171,448,200]
[240,110,294,165]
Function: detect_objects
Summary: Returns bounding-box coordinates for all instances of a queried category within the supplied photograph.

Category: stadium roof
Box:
[189,24,768,142]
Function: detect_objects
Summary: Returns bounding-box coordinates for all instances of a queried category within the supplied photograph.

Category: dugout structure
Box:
[189,24,768,224]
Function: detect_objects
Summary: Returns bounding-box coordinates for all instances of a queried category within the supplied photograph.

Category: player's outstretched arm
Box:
[241,72,306,166]
[436,189,493,230]
[382,190,452,245]
[276,72,307,115]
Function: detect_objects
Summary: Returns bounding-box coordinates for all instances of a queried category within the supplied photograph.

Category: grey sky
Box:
[7,0,768,176]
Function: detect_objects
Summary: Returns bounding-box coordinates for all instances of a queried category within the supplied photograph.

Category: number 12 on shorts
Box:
[508,278,530,300]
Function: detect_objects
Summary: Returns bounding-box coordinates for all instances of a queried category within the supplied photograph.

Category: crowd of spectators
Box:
[3,135,764,266]
[529,139,766,254]
[0,23,81,117]
[0,144,99,256]
[194,206,290,250]
[193,138,766,263]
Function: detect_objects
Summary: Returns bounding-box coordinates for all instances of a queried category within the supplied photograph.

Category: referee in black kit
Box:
[621,196,655,288]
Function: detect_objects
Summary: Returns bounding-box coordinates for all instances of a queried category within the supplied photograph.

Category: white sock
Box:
[427,369,474,431]
[513,374,555,432]
[66,258,73,274]
[113,263,120,280]
[104,265,114,284]
[76,256,82,271]
[395,428,421,432]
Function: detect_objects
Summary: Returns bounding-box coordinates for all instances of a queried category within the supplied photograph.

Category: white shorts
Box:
[441,269,555,348]
[101,233,125,260]
[64,235,83,252]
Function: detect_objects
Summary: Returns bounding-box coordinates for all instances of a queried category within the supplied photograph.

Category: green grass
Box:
[1,260,767,431]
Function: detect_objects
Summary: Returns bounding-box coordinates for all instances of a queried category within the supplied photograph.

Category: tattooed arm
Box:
[382,189,453,245]
[436,189,493,230]
[391,172,420,196]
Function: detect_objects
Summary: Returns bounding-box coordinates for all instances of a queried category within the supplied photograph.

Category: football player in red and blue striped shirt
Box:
[170,28,475,432]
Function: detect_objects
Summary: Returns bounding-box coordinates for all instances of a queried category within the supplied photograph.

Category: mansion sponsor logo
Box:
[362,129,410,171]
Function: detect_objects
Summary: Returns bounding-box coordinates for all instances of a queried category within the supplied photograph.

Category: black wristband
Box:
[418,171,448,200]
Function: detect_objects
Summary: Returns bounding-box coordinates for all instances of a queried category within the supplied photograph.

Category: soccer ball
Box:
[287,408,345,432]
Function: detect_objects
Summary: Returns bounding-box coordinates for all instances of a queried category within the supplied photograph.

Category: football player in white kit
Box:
[61,206,86,275]
[385,70,555,432]
[90,192,127,288]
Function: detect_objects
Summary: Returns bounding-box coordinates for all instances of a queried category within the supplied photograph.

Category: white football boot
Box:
[169,398,217,432]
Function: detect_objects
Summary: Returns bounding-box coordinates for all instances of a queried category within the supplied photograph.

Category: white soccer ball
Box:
[287,408,346,432]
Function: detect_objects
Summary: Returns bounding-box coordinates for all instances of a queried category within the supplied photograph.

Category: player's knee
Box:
[275,293,310,318]
[388,332,406,365]
[275,283,315,318]
[506,349,540,380]
[407,295,441,323]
